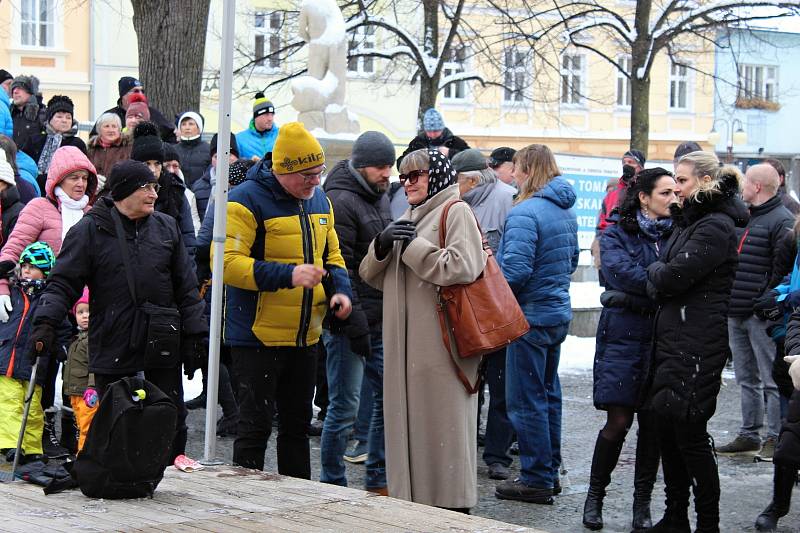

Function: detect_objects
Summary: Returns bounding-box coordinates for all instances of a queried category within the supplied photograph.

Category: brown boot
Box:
[367,487,388,496]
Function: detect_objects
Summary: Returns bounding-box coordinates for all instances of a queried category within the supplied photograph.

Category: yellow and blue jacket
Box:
[222,160,351,347]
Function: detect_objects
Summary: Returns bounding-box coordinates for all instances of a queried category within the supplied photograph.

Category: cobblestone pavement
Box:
[185,370,800,532]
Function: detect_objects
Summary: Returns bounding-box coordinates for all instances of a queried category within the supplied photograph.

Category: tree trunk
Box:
[629,0,652,154]
[131,0,210,122]
[630,76,650,153]
[417,0,441,125]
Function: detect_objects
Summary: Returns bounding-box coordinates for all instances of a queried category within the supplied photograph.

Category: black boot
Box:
[683,436,720,533]
[755,465,796,531]
[42,408,69,459]
[632,413,660,531]
[59,406,78,455]
[583,432,624,530]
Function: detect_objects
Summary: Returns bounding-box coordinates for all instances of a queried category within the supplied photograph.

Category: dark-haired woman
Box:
[647,151,749,533]
[583,168,676,531]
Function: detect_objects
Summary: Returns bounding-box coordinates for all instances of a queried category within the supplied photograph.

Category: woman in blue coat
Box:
[583,168,677,531]
[494,144,579,504]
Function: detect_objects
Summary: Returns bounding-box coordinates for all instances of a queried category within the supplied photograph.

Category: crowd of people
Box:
[0,68,797,533]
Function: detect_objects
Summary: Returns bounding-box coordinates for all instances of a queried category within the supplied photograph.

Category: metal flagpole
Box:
[202,0,235,465]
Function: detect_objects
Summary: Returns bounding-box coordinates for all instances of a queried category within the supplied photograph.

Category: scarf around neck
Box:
[637,209,672,242]
[55,185,89,240]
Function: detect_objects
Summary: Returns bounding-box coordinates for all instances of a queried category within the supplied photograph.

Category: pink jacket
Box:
[0,146,97,296]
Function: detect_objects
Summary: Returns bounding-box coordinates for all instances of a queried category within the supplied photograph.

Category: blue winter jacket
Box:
[0,90,12,137]
[15,151,41,197]
[498,176,579,327]
[594,221,664,408]
[0,284,70,385]
[235,121,279,161]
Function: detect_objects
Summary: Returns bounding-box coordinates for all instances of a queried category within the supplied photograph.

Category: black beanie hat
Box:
[209,132,239,159]
[351,131,395,169]
[118,76,142,98]
[0,70,12,85]
[163,142,181,165]
[46,95,75,122]
[131,121,165,163]
[108,160,157,201]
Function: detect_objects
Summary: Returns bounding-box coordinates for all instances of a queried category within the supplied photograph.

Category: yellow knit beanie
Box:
[272,122,325,175]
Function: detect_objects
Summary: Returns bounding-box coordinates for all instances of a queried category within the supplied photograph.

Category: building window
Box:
[503,47,527,103]
[669,62,690,111]
[348,26,376,74]
[616,55,632,107]
[738,65,778,102]
[561,53,584,105]
[442,46,468,101]
[254,11,283,69]
[21,0,55,47]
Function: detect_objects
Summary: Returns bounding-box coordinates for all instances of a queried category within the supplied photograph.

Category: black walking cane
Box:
[0,342,43,483]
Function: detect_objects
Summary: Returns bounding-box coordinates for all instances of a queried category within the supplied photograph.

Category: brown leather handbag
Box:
[436,200,530,393]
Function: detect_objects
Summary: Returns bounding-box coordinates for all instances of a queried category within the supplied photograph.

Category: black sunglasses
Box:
[399,169,429,185]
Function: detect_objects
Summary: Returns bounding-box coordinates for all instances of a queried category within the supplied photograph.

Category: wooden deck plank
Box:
[0,465,538,533]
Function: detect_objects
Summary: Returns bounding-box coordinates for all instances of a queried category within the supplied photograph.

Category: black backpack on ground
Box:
[70,376,177,499]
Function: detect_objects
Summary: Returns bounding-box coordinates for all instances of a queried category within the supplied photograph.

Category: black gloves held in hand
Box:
[753,291,782,321]
[28,321,57,363]
[375,220,416,259]
[182,335,209,380]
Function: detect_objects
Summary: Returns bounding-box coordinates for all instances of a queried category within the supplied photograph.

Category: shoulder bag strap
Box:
[110,207,138,305]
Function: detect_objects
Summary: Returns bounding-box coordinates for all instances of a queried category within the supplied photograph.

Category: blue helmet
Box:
[19,241,56,277]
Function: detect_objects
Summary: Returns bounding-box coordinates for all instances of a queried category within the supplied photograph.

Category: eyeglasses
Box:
[140,183,161,193]
[298,165,326,181]
[399,169,429,185]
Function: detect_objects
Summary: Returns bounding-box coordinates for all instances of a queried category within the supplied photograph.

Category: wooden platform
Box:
[0,465,540,532]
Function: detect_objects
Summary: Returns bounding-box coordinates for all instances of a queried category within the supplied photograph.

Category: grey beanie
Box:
[351,131,396,168]
[451,148,488,173]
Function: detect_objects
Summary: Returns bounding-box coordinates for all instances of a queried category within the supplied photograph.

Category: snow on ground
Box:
[559,335,595,375]
[569,280,603,309]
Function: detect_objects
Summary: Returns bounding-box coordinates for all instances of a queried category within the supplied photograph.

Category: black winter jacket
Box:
[174,138,210,188]
[397,128,470,170]
[647,175,749,422]
[322,160,391,327]
[156,170,197,261]
[729,194,794,317]
[33,197,206,374]
[10,99,46,150]
[191,166,212,222]
[0,185,24,246]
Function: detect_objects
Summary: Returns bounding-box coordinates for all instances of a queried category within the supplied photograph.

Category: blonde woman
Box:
[494,144,579,504]
[646,151,748,532]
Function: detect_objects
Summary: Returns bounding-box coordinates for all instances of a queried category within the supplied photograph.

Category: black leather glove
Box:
[600,290,628,308]
[754,291,782,321]
[375,220,416,259]
[28,321,57,363]
[0,260,16,278]
[345,309,371,358]
[182,335,208,380]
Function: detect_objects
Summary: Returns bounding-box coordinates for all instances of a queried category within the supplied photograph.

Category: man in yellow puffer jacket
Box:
[223,122,352,476]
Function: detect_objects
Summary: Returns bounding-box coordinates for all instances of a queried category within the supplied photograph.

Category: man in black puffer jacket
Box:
[30,161,207,463]
[719,164,794,458]
[319,131,393,492]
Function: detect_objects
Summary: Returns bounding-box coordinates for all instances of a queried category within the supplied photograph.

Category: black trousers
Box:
[95,366,188,463]
[231,344,317,477]
[658,417,720,530]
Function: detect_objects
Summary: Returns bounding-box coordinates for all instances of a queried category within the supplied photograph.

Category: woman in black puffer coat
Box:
[646,151,749,533]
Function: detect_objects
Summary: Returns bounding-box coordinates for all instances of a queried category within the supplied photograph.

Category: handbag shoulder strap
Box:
[438,199,491,253]
[110,207,138,305]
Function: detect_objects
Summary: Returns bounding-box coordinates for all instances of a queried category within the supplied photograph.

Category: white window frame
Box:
[348,26,376,76]
[560,52,586,107]
[441,46,469,102]
[503,47,527,104]
[616,55,632,108]
[254,11,284,72]
[738,64,779,102]
[20,0,56,48]
[669,61,692,112]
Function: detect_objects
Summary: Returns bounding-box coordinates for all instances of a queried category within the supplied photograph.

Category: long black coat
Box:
[0,185,24,246]
[647,176,749,422]
[729,194,794,317]
[322,160,391,328]
[33,197,206,375]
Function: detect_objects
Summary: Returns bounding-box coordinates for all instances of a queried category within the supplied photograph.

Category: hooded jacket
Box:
[174,137,210,187]
[647,175,749,422]
[0,146,97,297]
[10,94,46,150]
[497,176,580,327]
[222,158,351,348]
[0,87,13,137]
[34,197,206,374]
[461,177,515,254]
[235,120,279,161]
[322,159,391,327]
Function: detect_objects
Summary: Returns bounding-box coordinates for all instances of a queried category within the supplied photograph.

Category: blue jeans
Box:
[364,330,386,489]
[483,347,515,467]
[353,367,373,443]
[320,331,365,486]
[506,323,569,489]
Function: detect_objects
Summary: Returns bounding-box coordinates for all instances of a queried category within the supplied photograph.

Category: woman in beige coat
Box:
[359,148,488,511]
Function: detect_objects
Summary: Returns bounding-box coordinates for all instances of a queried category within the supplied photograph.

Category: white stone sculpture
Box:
[292,0,360,134]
